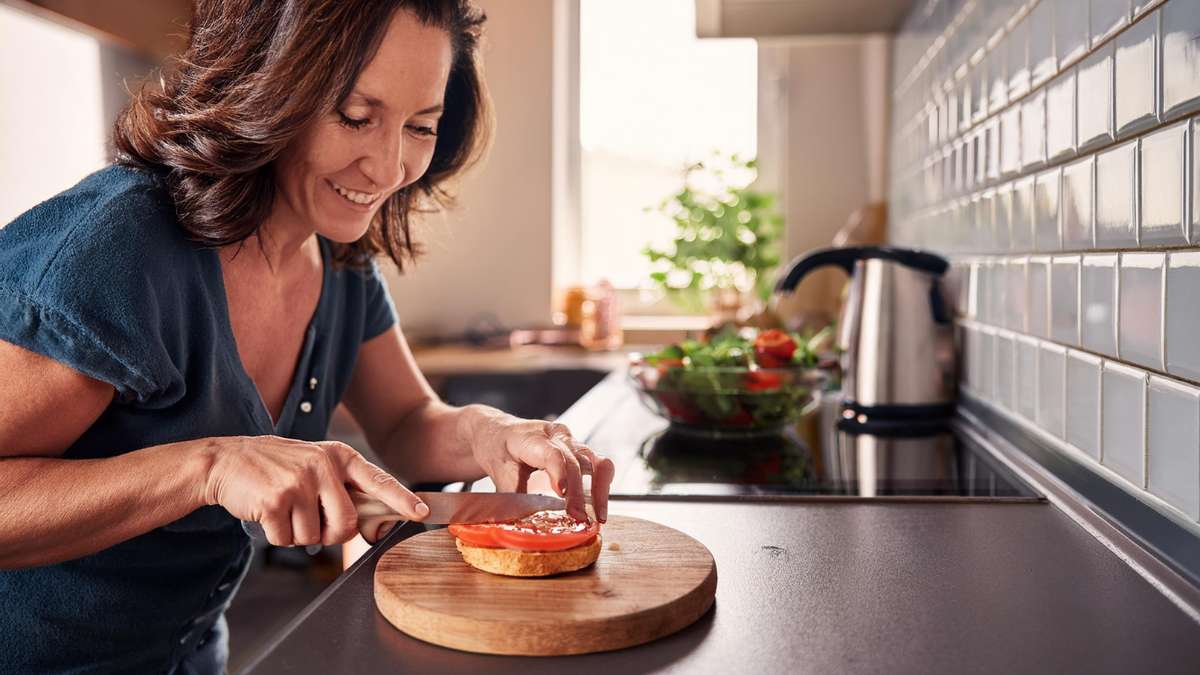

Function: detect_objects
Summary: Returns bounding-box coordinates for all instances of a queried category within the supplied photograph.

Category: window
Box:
[578,0,757,296]
[0,4,107,226]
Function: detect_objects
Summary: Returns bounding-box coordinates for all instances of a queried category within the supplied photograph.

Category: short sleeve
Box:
[0,168,186,404]
[361,259,398,341]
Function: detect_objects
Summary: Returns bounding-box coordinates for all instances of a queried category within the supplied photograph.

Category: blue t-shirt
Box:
[0,165,398,673]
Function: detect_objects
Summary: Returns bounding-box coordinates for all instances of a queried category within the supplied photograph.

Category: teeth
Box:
[330,181,380,205]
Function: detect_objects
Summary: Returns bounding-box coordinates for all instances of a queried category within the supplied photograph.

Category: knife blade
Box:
[240,490,567,546]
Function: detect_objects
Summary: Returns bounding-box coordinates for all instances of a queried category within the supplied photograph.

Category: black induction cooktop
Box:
[588,394,1040,501]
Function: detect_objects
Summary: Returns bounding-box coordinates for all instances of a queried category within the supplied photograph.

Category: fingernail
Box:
[415,502,430,518]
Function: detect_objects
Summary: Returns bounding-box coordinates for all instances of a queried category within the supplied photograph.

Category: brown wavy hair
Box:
[113,0,491,270]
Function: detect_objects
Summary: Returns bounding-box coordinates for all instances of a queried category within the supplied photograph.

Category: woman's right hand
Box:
[197,436,428,547]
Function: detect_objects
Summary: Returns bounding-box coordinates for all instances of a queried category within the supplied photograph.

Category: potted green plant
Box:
[642,152,784,319]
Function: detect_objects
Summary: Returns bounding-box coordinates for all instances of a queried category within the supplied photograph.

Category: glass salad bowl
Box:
[629,361,827,434]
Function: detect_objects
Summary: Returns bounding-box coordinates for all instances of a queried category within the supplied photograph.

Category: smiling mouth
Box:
[328,179,382,206]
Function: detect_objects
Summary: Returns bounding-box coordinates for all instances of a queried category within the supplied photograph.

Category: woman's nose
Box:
[360,129,406,191]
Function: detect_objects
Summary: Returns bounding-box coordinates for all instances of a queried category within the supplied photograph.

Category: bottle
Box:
[579,279,624,351]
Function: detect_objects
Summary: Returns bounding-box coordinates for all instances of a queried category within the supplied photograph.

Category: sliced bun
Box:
[454,535,602,577]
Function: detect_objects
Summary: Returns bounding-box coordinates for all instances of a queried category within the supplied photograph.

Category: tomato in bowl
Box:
[629,327,831,434]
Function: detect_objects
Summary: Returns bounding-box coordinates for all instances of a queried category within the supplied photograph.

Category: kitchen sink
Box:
[434,368,610,421]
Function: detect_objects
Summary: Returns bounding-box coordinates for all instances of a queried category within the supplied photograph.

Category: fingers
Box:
[567,444,616,523]
[259,503,294,547]
[540,424,587,522]
[331,444,429,522]
[317,482,358,546]
[290,490,321,547]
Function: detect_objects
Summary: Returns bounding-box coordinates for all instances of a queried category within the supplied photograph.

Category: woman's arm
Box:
[338,325,483,484]
[0,340,426,569]
[341,326,616,521]
[0,339,213,568]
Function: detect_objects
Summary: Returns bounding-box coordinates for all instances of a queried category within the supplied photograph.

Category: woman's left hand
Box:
[461,406,615,523]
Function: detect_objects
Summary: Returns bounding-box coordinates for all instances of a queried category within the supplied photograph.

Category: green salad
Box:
[632,326,831,430]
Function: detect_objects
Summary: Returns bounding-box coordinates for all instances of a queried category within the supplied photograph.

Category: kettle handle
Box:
[774,246,949,294]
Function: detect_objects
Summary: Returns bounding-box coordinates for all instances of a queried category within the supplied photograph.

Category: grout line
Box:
[958,316,1199,393]
[902,115,1190,247]
[896,43,1184,210]
[896,0,1154,150]
[1160,256,1168,373]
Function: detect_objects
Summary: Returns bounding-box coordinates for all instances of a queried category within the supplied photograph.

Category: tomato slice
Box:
[448,523,499,548]
[449,511,599,552]
[753,329,796,367]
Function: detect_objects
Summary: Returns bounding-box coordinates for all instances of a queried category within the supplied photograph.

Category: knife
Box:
[240,490,568,547]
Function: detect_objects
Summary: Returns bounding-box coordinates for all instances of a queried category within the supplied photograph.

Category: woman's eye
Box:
[337,111,370,130]
[408,124,438,138]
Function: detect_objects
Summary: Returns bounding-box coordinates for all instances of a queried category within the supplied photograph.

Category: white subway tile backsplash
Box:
[1035,168,1063,250]
[1078,44,1116,151]
[1135,0,1165,18]
[1039,343,1068,438]
[1017,336,1040,420]
[1030,0,1057,88]
[1008,257,1028,331]
[1118,252,1165,370]
[996,184,1014,250]
[1052,255,1081,345]
[1139,121,1188,246]
[1095,141,1139,247]
[1013,176,1036,251]
[990,259,1007,325]
[947,88,961,140]
[980,327,997,397]
[1046,70,1077,161]
[987,117,1002,181]
[988,46,1008,117]
[997,331,1016,409]
[1193,118,1199,242]
[1102,360,1147,485]
[1058,0,1092,68]
[1022,91,1048,169]
[980,190,995,252]
[892,0,1200,520]
[1082,254,1119,356]
[1114,8,1160,137]
[974,56,989,124]
[1009,14,1032,100]
[1002,106,1023,177]
[1028,256,1051,338]
[1162,0,1200,119]
[1147,375,1200,519]
[1068,350,1103,459]
[1062,156,1096,248]
[1165,251,1200,381]
[967,262,980,319]
[1093,0,1134,47]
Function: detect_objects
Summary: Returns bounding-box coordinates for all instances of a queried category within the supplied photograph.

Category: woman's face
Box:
[273,10,453,243]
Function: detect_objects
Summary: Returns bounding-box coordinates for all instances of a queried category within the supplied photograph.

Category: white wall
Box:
[383,0,558,339]
[0,3,107,225]
[758,35,891,319]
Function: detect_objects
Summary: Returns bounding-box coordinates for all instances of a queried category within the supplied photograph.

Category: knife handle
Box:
[239,489,401,548]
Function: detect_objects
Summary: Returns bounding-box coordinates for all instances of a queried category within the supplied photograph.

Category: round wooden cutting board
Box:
[374,514,717,656]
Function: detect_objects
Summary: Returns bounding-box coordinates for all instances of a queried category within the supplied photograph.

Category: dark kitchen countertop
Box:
[241,374,1200,674]
[241,499,1200,674]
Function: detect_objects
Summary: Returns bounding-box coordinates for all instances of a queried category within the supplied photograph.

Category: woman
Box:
[0,1,615,672]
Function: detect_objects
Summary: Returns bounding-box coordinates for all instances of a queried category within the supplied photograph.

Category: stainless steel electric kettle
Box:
[775,246,955,429]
